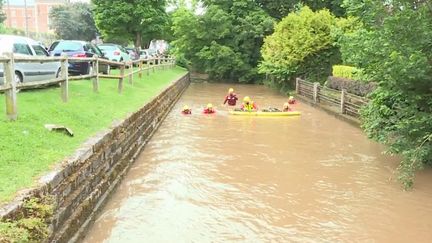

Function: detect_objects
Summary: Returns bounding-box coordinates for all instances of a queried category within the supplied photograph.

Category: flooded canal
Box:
[83,83,432,242]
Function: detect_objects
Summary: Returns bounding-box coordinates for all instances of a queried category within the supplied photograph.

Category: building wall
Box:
[2,0,66,33]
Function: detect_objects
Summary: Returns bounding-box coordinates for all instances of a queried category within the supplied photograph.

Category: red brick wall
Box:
[2,1,64,33]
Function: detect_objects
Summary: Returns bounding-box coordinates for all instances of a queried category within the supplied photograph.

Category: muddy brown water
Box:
[83,83,432,243]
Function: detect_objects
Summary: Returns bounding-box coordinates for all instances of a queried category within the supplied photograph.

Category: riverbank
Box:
[0,67,188,203]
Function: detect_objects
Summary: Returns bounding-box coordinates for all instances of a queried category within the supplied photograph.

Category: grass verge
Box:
[0,66,187,203]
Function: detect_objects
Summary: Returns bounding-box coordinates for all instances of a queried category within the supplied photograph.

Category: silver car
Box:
[0,35,61,85]
[98,44,131,62]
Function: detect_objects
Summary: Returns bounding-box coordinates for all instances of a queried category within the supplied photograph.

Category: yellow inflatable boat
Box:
[229,110,301,117]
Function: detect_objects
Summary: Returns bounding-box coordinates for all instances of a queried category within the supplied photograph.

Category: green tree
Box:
[259,6,341,90]
[340,0,432,188]
[49,3,97,41]
[256,0,345,19]
[171,0,274,82]
[0,0,5,24]
[92,0,168,48]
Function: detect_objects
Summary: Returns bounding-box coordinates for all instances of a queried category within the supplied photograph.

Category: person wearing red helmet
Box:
[203,103,216,114]
[223,88,238,106]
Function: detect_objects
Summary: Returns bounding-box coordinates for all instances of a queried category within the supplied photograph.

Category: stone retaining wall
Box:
[0,72,190,242]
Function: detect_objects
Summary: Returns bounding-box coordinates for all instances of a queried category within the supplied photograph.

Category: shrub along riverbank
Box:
[0,67,188,203]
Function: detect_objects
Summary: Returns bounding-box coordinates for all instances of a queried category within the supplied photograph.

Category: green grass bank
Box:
[0,67,188,203]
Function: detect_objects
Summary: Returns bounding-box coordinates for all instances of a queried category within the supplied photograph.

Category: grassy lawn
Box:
[0,66,187,203]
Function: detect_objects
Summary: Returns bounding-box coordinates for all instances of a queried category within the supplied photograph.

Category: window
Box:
[32,45,48,56]
[89,44,102,56]
[13,43,33,55]
[51,41,83,52]
[98,45,116,51]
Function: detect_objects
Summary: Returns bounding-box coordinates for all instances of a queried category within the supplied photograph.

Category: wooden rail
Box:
[0,52,176,120]
[295,78,369,118]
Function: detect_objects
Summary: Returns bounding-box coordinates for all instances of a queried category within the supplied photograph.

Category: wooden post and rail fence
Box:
[295,78,369,118]
[0,54,176,120]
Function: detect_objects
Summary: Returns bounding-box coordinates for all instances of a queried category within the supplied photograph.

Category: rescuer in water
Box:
[288,96,297,105]
[240,96,258,111]
[203,103,216,114]
[182,105,192,115]
[282,102,292,112]
[223,88,238,106]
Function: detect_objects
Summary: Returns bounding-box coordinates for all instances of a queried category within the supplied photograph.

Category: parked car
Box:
[0,35,61,85]
[125,47,139,61]
[146,48,158,57]
[139,50,149,60]
[98,44,131,62]
[49,40,109,75]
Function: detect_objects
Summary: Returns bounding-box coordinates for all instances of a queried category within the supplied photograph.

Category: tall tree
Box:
[92,0,168,48]
[50,3,97,41]
[0,0,6,24]
[340,0,432,188]
[172,0,274,82]
[256,0,345,19]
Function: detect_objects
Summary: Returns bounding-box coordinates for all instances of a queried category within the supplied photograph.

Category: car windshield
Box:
[98,45,117,51]
[50,41,83,52]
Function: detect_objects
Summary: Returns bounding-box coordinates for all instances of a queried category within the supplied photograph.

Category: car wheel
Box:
[15,72,23,84]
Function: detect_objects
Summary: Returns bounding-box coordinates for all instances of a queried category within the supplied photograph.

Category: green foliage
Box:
[0,0,5,24]
[49,3,97,41]
[332,65,364,80]
[259,6,342,86]
[256,0,346,19]
[0,197,54,242]
[93,0,168,48]
[340,1,432,188]
[171,0,274,82]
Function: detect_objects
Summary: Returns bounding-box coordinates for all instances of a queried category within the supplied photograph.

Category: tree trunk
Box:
[135,32,142,50]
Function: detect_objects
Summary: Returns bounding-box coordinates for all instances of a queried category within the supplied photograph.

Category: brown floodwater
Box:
[83,83,432,243]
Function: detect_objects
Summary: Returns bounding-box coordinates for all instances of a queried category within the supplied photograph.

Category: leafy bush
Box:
[332,65,363,80]
[0,197,54,242]
[259,6,342,86]
[325,76,376,97]
[342,0,432,188]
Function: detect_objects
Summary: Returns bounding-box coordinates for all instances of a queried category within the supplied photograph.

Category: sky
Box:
[7,0,90,6]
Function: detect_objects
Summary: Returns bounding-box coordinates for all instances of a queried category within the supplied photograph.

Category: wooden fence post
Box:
[138,61,143,78]
[118,63,125,93]
[4,52,17,120]
[295,78,300,94]
[340,89,346,114]
[147,60,150,75]
[60,54,69,102]
[152,58,155,73]
[92,56,99,93]
[128,62,133,84]
[313,82,319,103]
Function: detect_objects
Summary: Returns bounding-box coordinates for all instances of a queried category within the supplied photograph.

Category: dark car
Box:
[49,40,109,75]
